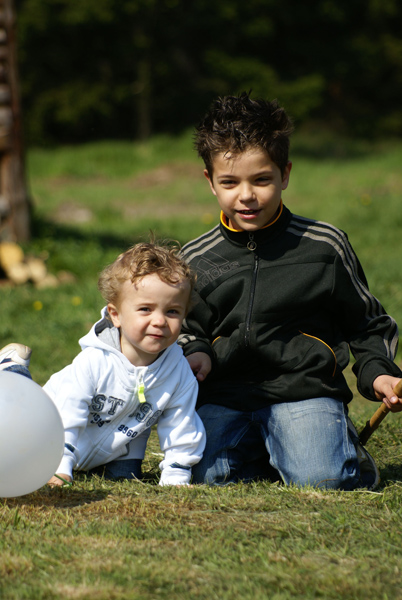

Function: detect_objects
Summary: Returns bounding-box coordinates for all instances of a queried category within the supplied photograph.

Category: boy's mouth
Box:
[237,209,260,217]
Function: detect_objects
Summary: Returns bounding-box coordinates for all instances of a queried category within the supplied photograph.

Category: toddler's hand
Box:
[47,473,72,487]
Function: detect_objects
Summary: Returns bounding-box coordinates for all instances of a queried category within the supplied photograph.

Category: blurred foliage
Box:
[14,0,402,144]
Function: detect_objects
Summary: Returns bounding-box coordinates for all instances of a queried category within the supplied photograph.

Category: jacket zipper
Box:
[245,234,258,347]
[137,372,146,403]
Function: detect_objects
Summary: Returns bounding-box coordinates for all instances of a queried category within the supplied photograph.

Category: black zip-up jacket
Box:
[179,204,401,409]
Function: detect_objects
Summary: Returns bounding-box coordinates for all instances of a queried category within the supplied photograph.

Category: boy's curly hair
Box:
[98,241,196,307]
[195,91,294,177]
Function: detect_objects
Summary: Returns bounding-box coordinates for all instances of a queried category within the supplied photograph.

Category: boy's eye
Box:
[139,307,151,312]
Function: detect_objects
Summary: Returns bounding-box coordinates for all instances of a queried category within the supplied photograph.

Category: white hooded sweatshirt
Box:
[43,308,205,485]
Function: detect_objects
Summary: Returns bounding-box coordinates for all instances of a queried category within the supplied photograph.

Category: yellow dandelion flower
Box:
[360,194,372,206]
[202,212,214,225]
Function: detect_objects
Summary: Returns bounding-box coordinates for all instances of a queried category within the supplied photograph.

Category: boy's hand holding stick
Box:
[359,378,402,445]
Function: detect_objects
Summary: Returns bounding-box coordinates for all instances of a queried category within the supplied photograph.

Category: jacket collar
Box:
[219,201,292,247]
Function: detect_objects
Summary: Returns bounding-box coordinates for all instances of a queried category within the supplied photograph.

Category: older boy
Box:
[179,92,402,490]
[1,242,205,486]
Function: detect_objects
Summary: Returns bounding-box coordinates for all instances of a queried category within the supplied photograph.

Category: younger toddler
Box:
[0,242,205,486]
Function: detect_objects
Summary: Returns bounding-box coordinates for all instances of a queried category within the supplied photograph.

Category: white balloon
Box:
[0,371,64,497]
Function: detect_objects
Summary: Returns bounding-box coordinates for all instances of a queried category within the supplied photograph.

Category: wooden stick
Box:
[358,378,402,445]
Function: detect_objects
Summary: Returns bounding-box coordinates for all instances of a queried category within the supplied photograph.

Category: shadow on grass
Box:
[1,486,110,509]
[31,214,143,252]
[378,464,402,486]
[30,214,192,269]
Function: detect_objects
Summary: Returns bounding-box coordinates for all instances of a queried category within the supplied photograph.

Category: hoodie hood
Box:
[79,306,121,355]
[78,306,177,375]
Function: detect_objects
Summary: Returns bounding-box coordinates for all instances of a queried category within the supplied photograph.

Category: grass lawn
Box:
[1,131,402,599]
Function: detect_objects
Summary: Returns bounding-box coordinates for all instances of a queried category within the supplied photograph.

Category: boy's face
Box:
[205,147,291,232]
[107,273,190,367]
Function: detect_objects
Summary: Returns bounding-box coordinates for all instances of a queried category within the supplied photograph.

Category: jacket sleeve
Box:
[178,289,216,360]
[156,359,205,484]
[330,235,401,400]
[43,349,99,476]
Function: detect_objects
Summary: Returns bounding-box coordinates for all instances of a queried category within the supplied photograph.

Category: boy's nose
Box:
[238,183,255,201]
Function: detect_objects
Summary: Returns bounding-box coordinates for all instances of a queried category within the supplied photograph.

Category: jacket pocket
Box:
[211,329,246,373]
[299,331,337,378]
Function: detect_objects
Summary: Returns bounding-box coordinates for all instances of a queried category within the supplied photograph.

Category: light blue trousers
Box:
[192,397,361,490]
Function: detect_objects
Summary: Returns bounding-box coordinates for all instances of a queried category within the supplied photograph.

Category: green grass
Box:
[2,475,402,600]
[1,132,402,599]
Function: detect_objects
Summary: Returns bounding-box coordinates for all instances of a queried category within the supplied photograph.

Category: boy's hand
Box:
[47,473,72,487]
[186,352,212,382]
[373,375,402,412]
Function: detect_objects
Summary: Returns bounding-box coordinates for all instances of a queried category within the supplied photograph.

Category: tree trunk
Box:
[0,0,31,243]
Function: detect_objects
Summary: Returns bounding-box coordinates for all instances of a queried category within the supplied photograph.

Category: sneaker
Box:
[0,343,32,370]
[347,417,380,491]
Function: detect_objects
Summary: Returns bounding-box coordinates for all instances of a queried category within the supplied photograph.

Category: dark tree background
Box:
[14,0,402,145]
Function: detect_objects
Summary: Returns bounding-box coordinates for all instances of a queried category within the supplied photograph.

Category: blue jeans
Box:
[5,364,32,378]
[87,458,143,480]
[192,398,360,490]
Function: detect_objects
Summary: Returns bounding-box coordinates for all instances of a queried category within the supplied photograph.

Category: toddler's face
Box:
[107,273,190,366]
[205,147,291,232]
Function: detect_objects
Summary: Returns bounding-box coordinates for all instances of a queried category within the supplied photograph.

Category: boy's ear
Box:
[281,161,292,191]
[107,303,121,328]
[204,169,217,196]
